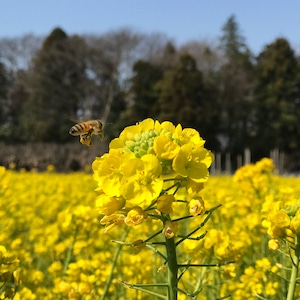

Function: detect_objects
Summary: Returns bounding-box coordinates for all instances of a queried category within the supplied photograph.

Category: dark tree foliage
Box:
[122,51,220,150]
[105,87,127,139]
[125,60,164,122]
[153,54,220,149]
[0,62,9,141]
[218,15,255,155]
[22,28,87,142]
[83,44,115,121]
[84,29,142,133]
[158,42,178,69]
[253,38,300,157]
[154,54,203,127]
[2,70,29,142]
[0,62,8,96]
[2,22,300,170]
[0,62,8,120]
[41,27,67,50]
[199,77,222,151]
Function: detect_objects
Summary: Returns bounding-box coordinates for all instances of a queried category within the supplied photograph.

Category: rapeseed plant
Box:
[3,135,300,298]
[92,118,216,299]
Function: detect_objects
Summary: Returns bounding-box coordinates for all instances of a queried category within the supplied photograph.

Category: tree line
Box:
[1,15,300,170]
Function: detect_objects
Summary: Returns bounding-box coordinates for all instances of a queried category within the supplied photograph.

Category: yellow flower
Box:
[186,179,204,194]
[266,282,279,296]
[57,280,72,295]
[120,154,163,208]
[267,225,284,239]
[95,194,125,215]
[48,261,63,274]
[268,239,280,250]
[255,157,275,173]
[290,211,300,233]
[93,150,133,197]
[157,194,174,213]
[99,214,125,232]
[162,221,178,239]
[269,210,290,228]
[153,135,180,160]
[0,165,6,180]
[172,143,213,182]
[188,197,205,216]
[256,257,271,269]
[47,164,55,173]
[125,207,147,226]
[159,120,176,134]
[204,229,223,249]
[0,245,8,257]
[92,118,213,231]
[223,264,237,279]
[173,125,205,146]
[111,118,159,157]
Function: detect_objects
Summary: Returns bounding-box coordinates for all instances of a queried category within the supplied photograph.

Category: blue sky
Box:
[1,0,299,55]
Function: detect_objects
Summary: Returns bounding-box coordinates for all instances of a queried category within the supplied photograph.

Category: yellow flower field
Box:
[1,158,300,299]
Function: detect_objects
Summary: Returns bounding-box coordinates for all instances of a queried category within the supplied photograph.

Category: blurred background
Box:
[0,0,299,172]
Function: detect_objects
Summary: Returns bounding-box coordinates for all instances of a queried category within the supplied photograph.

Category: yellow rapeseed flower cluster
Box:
[0,245,20,299]
[191,157,300,299]
[92,118,213,232]
[1,166,164,299]
[0,167,20,299]
[3,148,300,298]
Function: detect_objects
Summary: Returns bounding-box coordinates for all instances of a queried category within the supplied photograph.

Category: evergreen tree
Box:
[220,15,248,58]
[124,60,164,123]
[218,15,255,155]
[1,70,29,142]
[253,38,300,156]
[0,61,9,141]
[154,54,203,126]
[154,54,220,149]
[0,62,8,121]
[22,28,87,142]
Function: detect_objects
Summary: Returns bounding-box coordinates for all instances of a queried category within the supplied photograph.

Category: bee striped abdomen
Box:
[69,123,89,136]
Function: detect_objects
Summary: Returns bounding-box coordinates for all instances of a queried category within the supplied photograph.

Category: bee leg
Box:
[80,133,92,146]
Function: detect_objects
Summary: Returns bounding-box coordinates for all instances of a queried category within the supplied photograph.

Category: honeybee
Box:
[69,120,104,146]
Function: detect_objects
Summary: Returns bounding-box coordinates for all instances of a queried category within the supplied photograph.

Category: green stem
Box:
[165,236,178,300]
[100,227,130,300]
[62,225,78,278]
[287,234,300,300]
